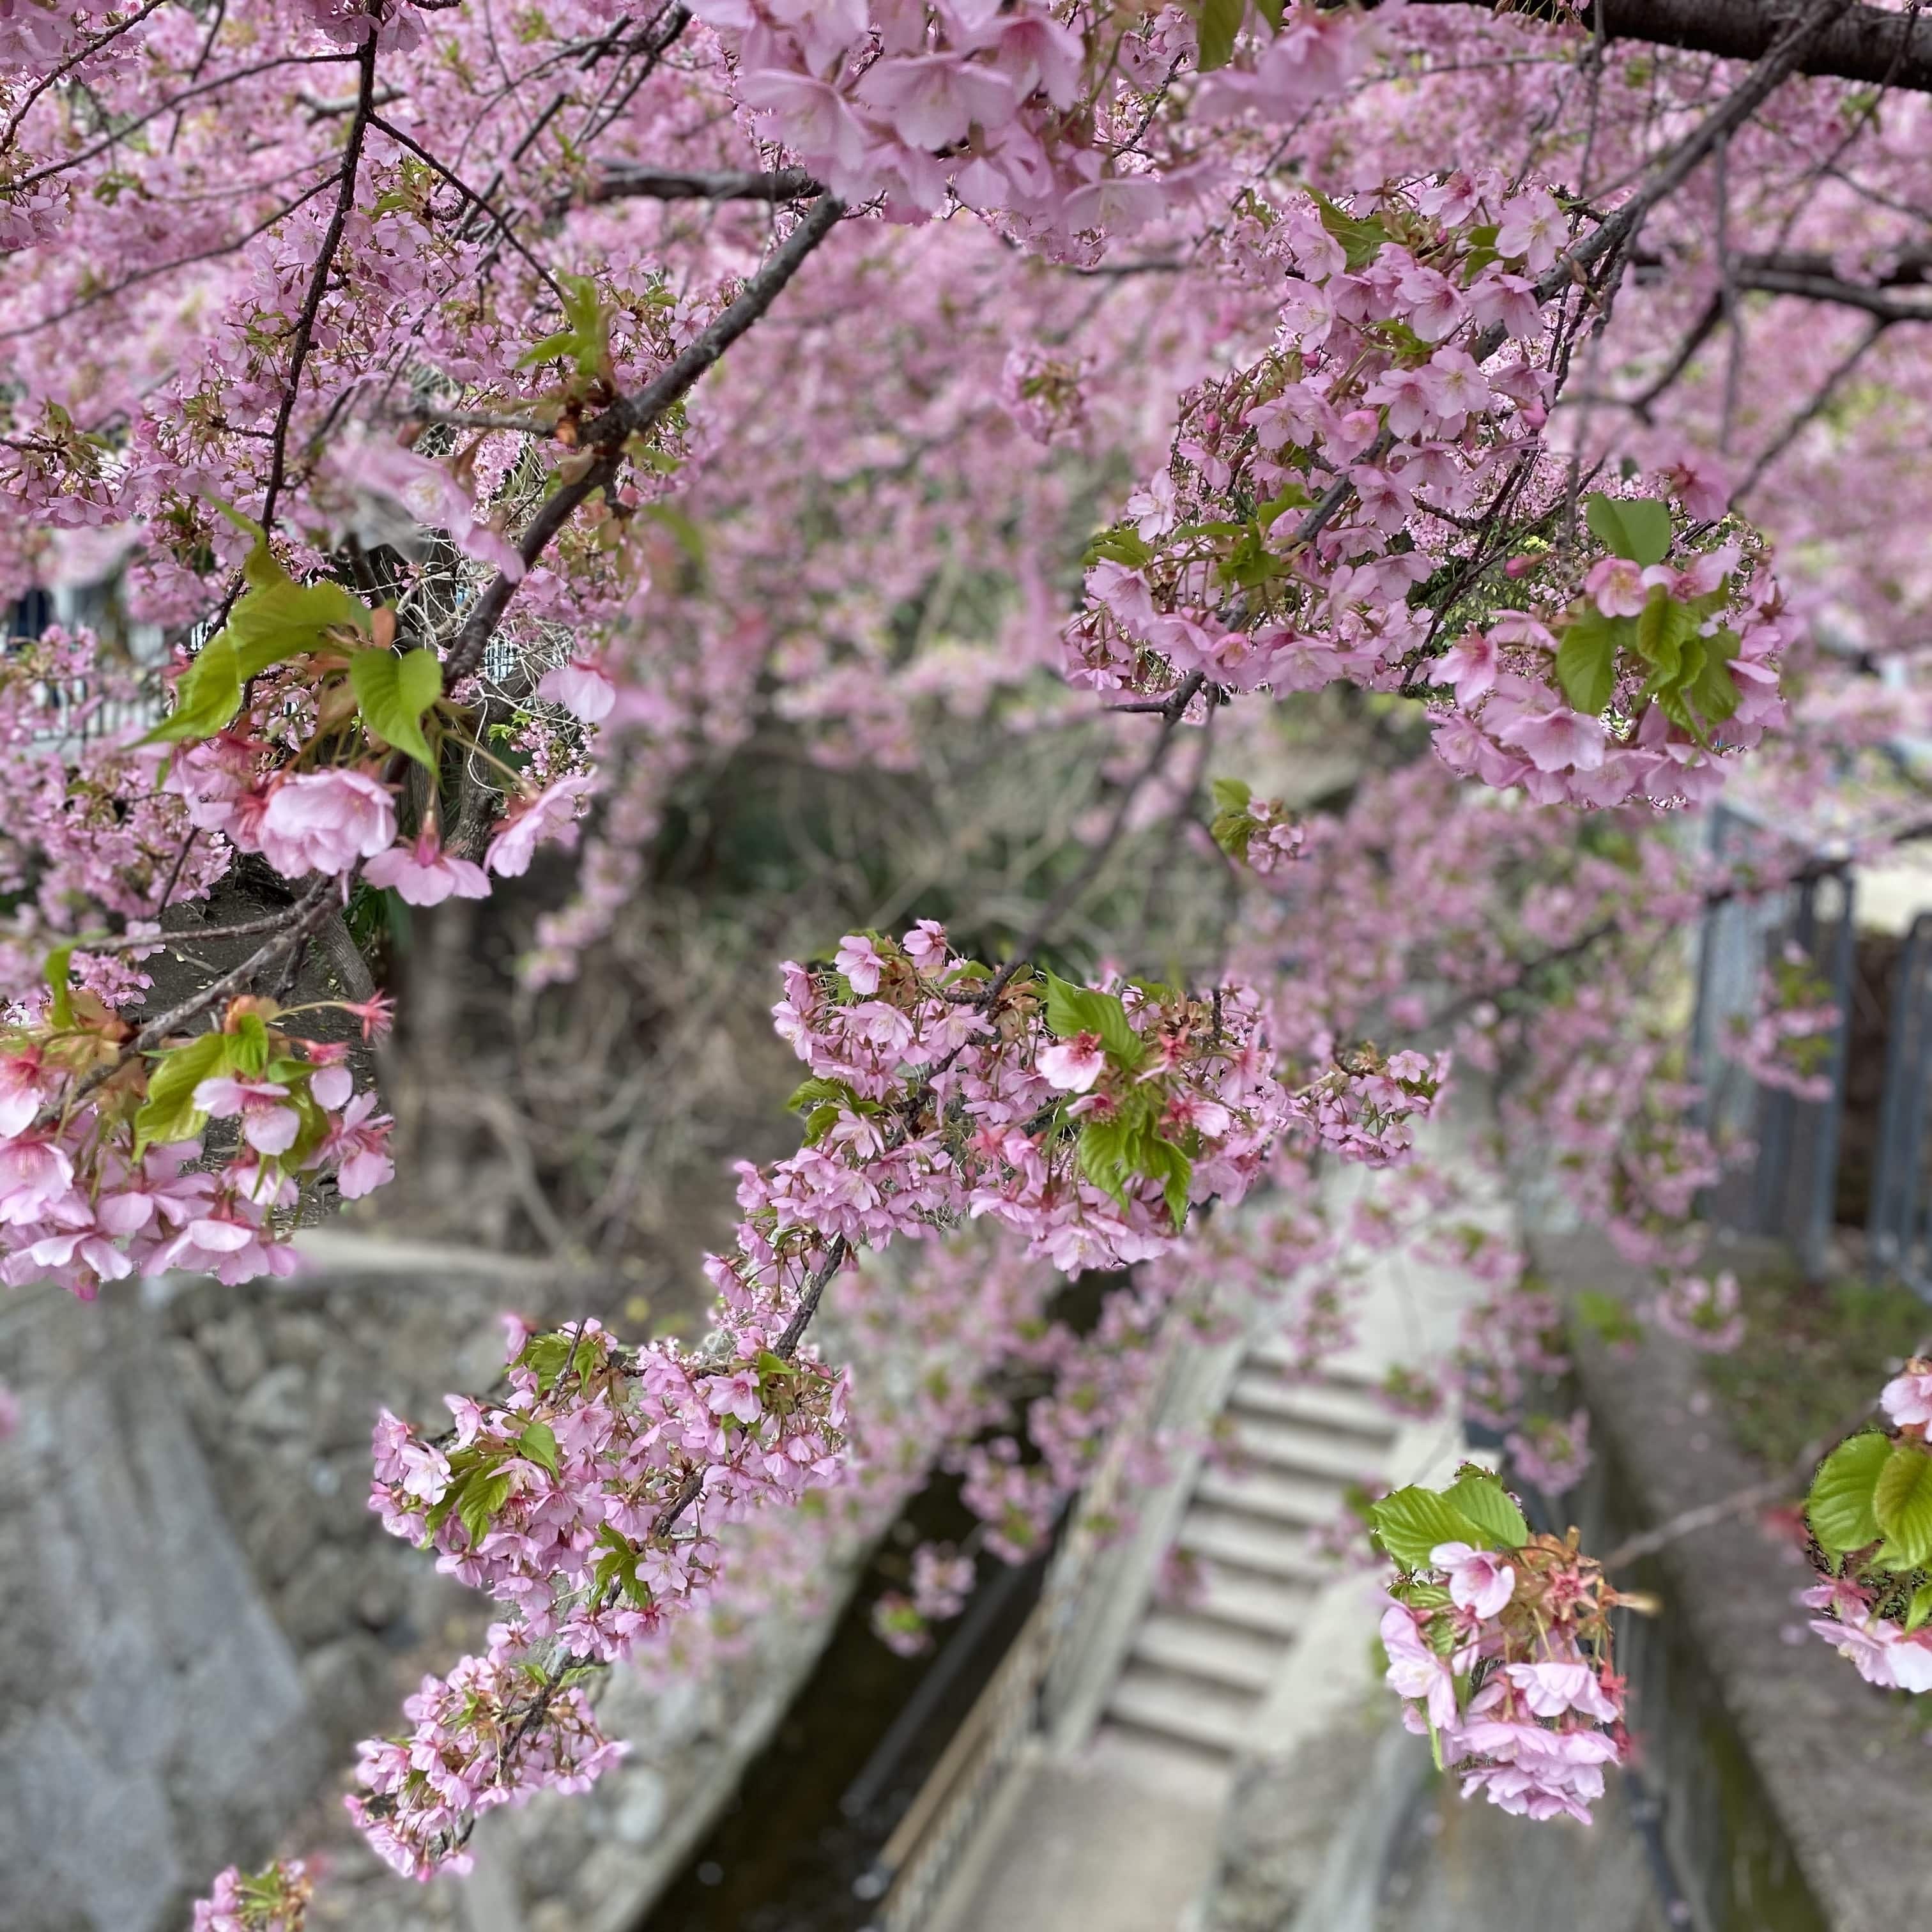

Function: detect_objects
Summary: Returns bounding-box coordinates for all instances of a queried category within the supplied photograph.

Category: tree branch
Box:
[443,191,845,684]
[259,36,379,532]
[580,164,825,204]
[1381,0,1932,95]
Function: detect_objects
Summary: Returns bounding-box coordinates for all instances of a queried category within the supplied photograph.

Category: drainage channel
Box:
[636,1480,1046,1932]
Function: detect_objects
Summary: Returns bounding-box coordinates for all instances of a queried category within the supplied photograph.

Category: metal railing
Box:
[856,1317,1192,1932]
[1691,802,1856,1279]
[1866,909,1932,1296]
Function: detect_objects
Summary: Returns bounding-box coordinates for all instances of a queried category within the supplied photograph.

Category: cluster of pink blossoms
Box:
[190,1859,311,1932]
[689,0,1379,244]
[164,741,592,901]
[1284,1045,1450,1168]
[1650,1270,1744,1354]
[774,923,1293,1273]
[1802,1364,1932,1696]
[352,923,1449,1871]
[348,1646,628,1877]
[1068,176,1789,809]
[1726,946,1841,1103]
[1377,1472,1629,1824]
[0,998,392,1298]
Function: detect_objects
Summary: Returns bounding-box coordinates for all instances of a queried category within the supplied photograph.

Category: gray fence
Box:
[1690,804,1856,1280]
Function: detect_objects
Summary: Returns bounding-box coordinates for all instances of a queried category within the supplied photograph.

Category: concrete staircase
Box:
[1089,1350,1400,1802]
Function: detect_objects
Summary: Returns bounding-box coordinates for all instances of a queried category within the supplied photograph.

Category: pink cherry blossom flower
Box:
[256,769,397,878]
[1379,1604,1458,1729]
[0,1047,49,1137]
[706,1368,763,1424]
[486,774,596,878]
[1883,1369,1932,1428]
[1038,1032,1106,1093]
[1585,555,1648,618]
[1432,1540,1515,1618]
[365,832,492,907]
[834,935,888,994]
[193,1074,301,1155]
[1503,1660,1619,1721]
[326,1092,395,1198]
[537,657,617,723]
[1499,708,1608,772]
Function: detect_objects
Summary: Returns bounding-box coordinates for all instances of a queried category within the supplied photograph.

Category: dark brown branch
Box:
[259,37,379,532]
[443,191,845,684]
[581,164,824,204]
[49,880,340,1123]
[1378,0,1932,95]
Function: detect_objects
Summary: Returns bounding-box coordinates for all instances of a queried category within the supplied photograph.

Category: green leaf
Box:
[1632,586,1696,680]
[1441,1467,1529,1549]
[1682,626,1742,732]
[1908,1583,1932,1634]
[134,1031,237,1154]
[1251,0,1282,26]
[457,1469,512,1548]
[43,943,76,1030]
[1076,1113,1142,1210]
[1554,606,1621,716]
[1574,1287,1643,1348]
[144,545,370,747]
[516,270,610,378]
[1195,0,1244,70]
[1043,972,1144,1070]
[516,1421,560,1476]
[1209,777,1252,815]
[349,646,443,767]
[1873,1441,1932,1566]
[1083,525,1153,569]
[1137,1134,1193,1229]
[1583,493,1671,567]
[787,1076,862,1114]
[144,632,243,744]
[1313,192,1391,273]
[1368,1485,1487,1571]
[1807,1430,1891,1557]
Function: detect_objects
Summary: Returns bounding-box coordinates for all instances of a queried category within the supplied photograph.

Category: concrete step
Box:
[1225,1411,1393,1483]
[1131,1611,1285,1692]
[1195,1462,1347,1526]
[1179,1506,1335,1585]
[1087,1721,1237,1811]
[1246,1336,1389,1388]
[1190,1565,1312,1639]
[1106,1662,1257,1756]
[1226,1368,1399,1445]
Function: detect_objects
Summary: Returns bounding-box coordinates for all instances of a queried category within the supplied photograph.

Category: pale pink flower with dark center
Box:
[1586,556,1648,618]
[1380,1604,1458,1728]
[1038,1033,1106,1092]
[857,54,1016,150]
[194,1074,301,1154]
[706,1368,763,1424]
[1432,1540,1516,1618]
[0,1046,49,1137]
